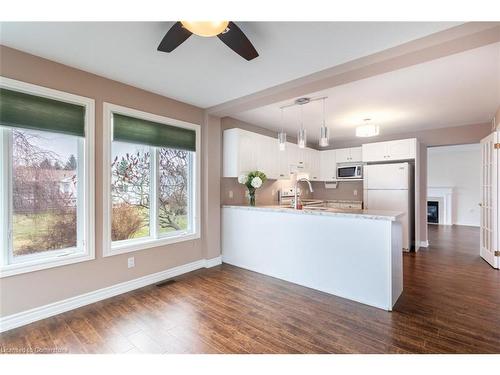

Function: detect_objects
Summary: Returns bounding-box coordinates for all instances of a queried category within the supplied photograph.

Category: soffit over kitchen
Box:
[231,42,500,145]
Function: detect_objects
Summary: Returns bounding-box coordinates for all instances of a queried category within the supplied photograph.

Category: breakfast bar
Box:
[222,205,404,311]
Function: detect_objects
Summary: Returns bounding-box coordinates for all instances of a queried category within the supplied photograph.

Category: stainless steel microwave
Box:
[337,164,363,180]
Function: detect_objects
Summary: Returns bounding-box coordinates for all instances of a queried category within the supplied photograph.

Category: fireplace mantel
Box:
[427,187,454,225]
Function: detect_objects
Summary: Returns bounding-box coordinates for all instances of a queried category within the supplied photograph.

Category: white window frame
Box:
[0,77,95,278]
[102,102,201,257]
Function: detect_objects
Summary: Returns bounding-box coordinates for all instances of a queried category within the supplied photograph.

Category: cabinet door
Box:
[387,139,416,161]
[349,147,363,162]
[257,135,279,179]
[308,149,321,181]
[277,148,289,179]
[362,142,388,162]
[287,143,299,166]
[335,148,351,163]
[238,130,258,174]
[320,150,337,181]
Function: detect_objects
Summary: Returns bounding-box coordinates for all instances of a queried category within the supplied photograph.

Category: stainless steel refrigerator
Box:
[363,162,415,251]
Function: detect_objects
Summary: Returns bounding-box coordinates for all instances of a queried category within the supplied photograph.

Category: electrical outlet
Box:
[229,190,233,199]
[127,257,135,268]
[353,189,358,196]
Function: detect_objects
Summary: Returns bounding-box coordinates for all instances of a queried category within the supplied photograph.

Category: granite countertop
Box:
[222,204,404,221]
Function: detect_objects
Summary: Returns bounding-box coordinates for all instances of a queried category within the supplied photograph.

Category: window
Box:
[0,78,95,277]
[102,103,200,256]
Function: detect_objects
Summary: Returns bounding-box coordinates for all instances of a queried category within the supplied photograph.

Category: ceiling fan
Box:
[157,21,259,61]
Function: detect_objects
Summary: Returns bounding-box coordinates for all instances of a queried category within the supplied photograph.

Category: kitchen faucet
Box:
[294,177,314,209]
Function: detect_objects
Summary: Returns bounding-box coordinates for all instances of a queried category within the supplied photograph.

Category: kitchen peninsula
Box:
[222,205,404,310]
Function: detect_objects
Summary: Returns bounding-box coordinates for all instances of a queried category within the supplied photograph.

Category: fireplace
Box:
[427,201,439,224]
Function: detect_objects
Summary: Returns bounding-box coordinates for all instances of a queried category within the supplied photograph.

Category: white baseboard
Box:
[0,256,222,333]
[419,240,429,248]
[205,255,222,268]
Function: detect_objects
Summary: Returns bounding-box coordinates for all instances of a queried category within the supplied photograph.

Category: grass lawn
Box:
[113,205,187,239]
[12,211,75,255]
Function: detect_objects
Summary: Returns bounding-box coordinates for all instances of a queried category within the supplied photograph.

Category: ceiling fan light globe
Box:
[180,21,229,37]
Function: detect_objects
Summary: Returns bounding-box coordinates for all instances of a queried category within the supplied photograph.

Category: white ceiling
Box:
[234,42,500,143]
[0,22,460,108]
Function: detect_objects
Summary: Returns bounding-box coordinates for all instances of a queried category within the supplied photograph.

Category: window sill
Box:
[104,231,200,257]
[0,251,95,278]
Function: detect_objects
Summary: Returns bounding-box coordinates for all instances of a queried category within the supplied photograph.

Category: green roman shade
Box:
[113,113,196,152]
[0,88,85,137]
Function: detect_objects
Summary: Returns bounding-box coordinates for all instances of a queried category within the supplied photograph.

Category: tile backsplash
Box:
[221,178,363,205]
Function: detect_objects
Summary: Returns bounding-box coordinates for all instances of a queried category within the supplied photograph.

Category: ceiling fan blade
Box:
[157,22,192,52]
[217,22,259,61]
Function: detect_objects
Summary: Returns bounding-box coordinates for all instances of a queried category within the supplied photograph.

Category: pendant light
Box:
[297,105,306,149]
[278,108,287,151]
[318,98,329,147]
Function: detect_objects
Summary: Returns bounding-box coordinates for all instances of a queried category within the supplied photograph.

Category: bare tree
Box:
[110,147,189,238]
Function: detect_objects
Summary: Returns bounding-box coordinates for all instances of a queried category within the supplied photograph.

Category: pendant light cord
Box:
[280,107,284,133]
[322,98,326,126]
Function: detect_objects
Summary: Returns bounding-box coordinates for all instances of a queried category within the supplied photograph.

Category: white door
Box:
[364,163,409,190]
[480,132,499,269]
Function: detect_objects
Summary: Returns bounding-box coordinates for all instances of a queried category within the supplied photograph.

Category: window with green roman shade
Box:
[0,88,85,137]
[113,113,196,152]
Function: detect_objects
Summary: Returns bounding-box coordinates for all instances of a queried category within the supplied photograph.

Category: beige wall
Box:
[0,46,220,317]
[321,122,492,149]
[496,106,500,130]
[419,143,428,243]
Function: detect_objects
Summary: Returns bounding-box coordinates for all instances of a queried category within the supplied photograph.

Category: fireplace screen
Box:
[427,201,439,224]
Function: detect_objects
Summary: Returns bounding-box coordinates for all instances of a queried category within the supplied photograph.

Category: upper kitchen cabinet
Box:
[224,128,318,180]
[224,128,278,179]
[335,147,362,163]
[223,128,256,177]
[320,150,337,181]
[362,138,417,162]
[304,148,321,181]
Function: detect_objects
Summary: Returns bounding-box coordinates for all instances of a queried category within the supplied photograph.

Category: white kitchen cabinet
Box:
[223,128,319,180]
[276,147,290,179]
[362,138,417,162]
[305,148,321,181]
[223,128,257,177]
[335,147,362,163]
[320,150,337,181]
[257,135,279,179]
[349,147,363,162]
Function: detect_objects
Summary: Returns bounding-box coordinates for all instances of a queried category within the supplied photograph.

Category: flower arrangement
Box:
[238,171,267,206]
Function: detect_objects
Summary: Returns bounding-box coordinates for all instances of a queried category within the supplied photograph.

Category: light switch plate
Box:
[127,257,135,268]
[229,190,233,199]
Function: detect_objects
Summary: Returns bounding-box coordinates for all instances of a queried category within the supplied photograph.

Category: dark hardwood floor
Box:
[1,225,499,354]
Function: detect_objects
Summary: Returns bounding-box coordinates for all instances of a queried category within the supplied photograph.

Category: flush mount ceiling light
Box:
[356,119,380,137]
[318,98,330,147]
